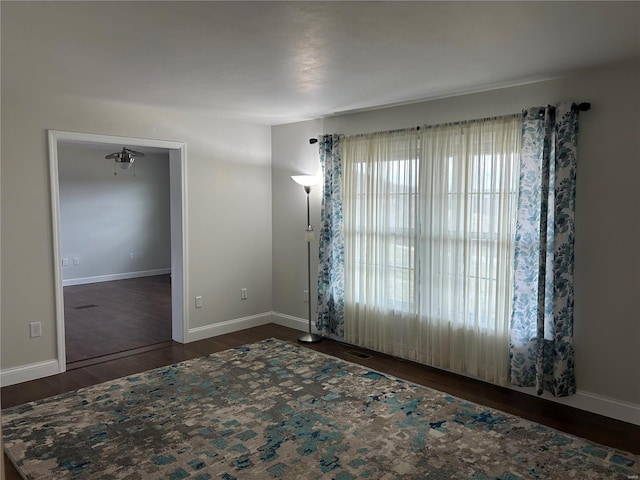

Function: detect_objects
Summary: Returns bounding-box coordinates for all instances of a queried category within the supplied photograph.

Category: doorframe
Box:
[48,130,189,371]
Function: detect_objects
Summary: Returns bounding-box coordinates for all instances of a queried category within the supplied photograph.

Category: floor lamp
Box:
[291,175,322,343]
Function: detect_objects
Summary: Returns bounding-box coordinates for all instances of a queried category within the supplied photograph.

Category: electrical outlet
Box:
[62,258,69,267]
[241,288,248,300]
[29,322,42,338]
[139,250,145,259]
[73,257,80,266]
[129,252,135,260]
[303,290,309,302]
[195,296,203,308]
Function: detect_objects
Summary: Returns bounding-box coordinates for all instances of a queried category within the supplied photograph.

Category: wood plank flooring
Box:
[64,275,172,366]
[3,323,639,479]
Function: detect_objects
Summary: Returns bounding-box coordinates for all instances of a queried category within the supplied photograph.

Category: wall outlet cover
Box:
[29,322,42,338]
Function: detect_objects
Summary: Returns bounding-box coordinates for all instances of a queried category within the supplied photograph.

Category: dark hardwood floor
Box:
[3,323,639,479]
[64,275,172,366]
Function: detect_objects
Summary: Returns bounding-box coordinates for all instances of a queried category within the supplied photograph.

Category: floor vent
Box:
[346,350,371,359]
[73,304,99,310]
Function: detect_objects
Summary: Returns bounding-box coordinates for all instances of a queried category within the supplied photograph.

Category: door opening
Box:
[48,131,188,373]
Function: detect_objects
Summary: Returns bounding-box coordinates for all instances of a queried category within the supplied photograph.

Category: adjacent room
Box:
[58,142,173,367]
[1,1,639,479]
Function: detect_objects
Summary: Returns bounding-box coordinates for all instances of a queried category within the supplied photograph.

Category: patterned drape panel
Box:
[509,103,580,397]
[317,134,345,337]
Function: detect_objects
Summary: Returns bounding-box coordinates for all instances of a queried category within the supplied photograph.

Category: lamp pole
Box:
[306,187,313,334]
[294,180,322,343]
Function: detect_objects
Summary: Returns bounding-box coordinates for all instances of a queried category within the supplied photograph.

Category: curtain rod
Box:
[309,126,421,144]
[308,102,591,144]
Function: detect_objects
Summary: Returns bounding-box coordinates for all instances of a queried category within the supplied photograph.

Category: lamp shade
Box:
[291,175,319,187]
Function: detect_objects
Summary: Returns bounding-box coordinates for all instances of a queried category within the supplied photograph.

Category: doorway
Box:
[48,131,188,373]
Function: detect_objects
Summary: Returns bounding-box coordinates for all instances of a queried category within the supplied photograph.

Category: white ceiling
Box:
[2,1,639,125]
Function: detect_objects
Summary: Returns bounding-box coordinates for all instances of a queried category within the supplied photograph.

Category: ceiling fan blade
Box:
[125,149,145,158]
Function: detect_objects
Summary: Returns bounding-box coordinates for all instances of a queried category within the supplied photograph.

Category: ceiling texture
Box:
[2,1,639,125]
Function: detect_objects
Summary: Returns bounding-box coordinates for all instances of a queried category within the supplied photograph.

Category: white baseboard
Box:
[0,359,61,387]
[186,312,314,344]
[186,312,274,342]
[62,268,171,287]
[573,390,640,426]
[270,312,313,332]
[509,384,640,426]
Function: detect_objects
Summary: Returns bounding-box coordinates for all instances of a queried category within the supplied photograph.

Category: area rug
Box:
[2,339,638,479]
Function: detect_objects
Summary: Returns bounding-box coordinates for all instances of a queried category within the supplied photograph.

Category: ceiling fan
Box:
[105,147,145,173]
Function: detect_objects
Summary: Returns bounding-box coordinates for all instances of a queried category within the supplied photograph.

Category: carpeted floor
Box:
[2,339,638,479]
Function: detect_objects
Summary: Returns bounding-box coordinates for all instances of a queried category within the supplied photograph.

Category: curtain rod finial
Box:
[309,138,318,144]
[575,102,591,112]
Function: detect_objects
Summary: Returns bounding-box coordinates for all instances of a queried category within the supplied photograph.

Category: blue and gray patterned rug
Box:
[2,338,638,479]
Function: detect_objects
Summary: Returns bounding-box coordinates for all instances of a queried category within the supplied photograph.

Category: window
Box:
[428,151,519,332]
[343,115,521,385]
[343,130,420,316]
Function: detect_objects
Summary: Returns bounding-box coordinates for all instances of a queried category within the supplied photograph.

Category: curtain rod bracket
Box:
[309,138,318,144]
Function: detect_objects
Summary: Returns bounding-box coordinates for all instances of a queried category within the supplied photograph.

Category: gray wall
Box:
[272,62,640,409]
[1,91,273,370]
[58,143,171,283]
[1,59,273,370]
[272,119,324,321]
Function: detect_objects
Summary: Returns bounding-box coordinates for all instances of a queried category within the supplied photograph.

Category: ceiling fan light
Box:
[118,161,133,170]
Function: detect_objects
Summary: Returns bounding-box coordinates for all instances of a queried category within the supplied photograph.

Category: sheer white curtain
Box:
[343,129,420,358]
[342,115,521,385]
[417,116,520,385]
